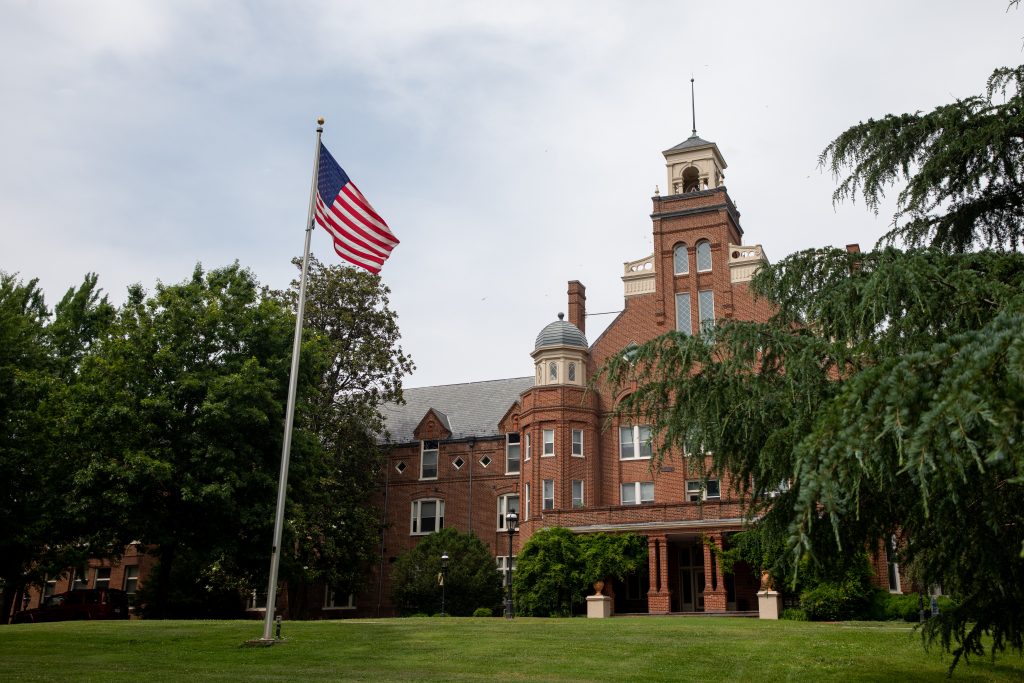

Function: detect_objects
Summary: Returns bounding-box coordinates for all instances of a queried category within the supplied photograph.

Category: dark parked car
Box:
[12,589,130,623]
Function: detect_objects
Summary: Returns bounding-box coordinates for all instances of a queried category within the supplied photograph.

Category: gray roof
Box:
[534,314,588,350]
[380,377,535,445]
[663,133,715,154]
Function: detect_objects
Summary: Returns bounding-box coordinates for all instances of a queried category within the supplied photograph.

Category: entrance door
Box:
[677,545,705,612]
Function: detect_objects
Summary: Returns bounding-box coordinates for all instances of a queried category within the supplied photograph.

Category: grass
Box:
[1,616,1022,682]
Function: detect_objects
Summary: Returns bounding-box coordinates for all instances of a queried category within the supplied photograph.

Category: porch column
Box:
[646,534,671,613]
[703,533,727,612]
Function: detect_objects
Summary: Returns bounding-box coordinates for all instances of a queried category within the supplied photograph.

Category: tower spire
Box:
[690,76,696,137]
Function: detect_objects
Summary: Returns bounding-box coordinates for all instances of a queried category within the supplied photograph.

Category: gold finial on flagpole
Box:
[317,116,325,125]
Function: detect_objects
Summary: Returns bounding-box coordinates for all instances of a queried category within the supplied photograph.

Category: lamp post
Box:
[440,553,449,617]
[505,511,519,619]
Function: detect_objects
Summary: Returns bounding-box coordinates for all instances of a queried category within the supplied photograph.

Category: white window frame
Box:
[525,433,531,461]
[698,290,715,335]
[571,429,584,457]
[497,494,520,530]
[505,433,521,475]
[411,498,445,535]
[524,483,530,521]
[621,481,655,505]
[886,536,902,594]
[568,362,577,382]
[549,361,558,382]
[686,479,720,501]
[496,555,517,587]
[542,429,555,457]
[673,243,689,275]
[572,479,584,508]
[619,425,653,460]
[696,240,712,272]
[542,479,554,510]
[323,586,356,610]
[675,292,692,335]
[420,440,438,480]
[93,567,111,590]
[122,566,139,598]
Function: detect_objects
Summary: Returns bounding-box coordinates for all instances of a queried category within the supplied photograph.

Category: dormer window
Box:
[673,243,689,275]
[696,240,712,272]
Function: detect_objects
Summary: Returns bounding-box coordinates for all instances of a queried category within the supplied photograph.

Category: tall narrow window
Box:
[524,483,530,521]
[549,361,558,382]
[542,429,555,456]
[571,429,584,457]
[673,243,689,275]
[572,479,584,508]
[675,292,692,334]
[497,494,520,530]
[542,479,554,510]
[698,290,715,334]
[886,536,902,593]
[122,566,139,601]
[696,240,712,272]
[525,433,532,460]
[420,440,438,480]
[568,362,576,382]
[94,567,111,590]
[505,433,521,474]
[411,499,445,535]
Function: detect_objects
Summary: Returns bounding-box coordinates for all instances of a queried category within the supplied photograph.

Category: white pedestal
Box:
[757,590,782,620]
[586,595,612,618]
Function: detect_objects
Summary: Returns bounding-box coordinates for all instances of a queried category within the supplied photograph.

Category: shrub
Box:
[800,579,873,621]
[473,607,494,617]
[781,608,808,621]
[391,528,502,616]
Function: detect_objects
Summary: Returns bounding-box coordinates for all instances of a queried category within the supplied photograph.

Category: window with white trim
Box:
[42,576,57,602]
[674,243,689,275]
[542,429,555,456]
[675,292,692,334]
[524,483,530,521]
[94,567,111,590]
[323,585,356,610]
[420,440,438,480]
[621,481,654,505]
[496,556,517,587]
[497,494,520,530]
[619,425,653,460]
[698,290,715,335]
[549,361,558,382]
[696,240,712,272]
[568,362,577,382]
[411,498,445,535]
[886,536,902,593]
[505,433,521,474]
[572,479,584,508]
[72,568,88,590]
[525,433,531,461]
[542,479,554,510]
[571,429,584,457]
[122,566,139,603]
[686,479,720,502]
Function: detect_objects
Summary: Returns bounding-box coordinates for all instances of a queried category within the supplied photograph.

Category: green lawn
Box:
[0,617,1021,682]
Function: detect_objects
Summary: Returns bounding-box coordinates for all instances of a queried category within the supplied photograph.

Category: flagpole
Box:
[259,116,324,642]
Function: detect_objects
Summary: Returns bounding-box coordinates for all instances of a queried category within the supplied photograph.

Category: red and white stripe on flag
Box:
[314,143,399,274]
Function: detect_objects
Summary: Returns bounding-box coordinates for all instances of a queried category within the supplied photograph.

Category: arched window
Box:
[696,240,712,272]
[549,361,558,382]
[682,166,700,192]
[673,243,689,275]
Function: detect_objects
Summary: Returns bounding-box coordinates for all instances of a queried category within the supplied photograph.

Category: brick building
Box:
[353,130,846,618]
[8,130,903,623]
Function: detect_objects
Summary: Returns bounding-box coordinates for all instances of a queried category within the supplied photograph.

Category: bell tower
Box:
[663,135,727,195]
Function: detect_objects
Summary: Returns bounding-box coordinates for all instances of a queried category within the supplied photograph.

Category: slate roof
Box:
[380,377,535,445]
[534,314,588,350]
[663,133,715,154]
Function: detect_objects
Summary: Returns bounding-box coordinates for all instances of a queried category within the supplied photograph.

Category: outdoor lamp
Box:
[505,511,519,619]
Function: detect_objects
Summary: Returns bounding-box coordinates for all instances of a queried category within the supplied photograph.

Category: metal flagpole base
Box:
[242,637,286,647]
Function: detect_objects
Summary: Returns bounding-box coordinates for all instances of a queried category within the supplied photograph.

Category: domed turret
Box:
[531,313,588,387]
[535,312,588,350]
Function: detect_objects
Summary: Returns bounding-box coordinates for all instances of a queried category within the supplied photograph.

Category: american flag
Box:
[313,143,399,274]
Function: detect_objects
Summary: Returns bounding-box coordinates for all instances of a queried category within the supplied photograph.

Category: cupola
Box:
[662,133,727,195]
[531,313,588,387]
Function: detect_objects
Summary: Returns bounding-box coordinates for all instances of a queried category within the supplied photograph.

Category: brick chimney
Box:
[845,243,860,254]
[567,281,586,335]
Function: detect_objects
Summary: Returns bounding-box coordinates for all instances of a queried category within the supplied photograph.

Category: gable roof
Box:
[380,377,534,445]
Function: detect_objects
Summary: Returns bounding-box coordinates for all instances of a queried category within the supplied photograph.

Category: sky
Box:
[2,1,1021,388]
